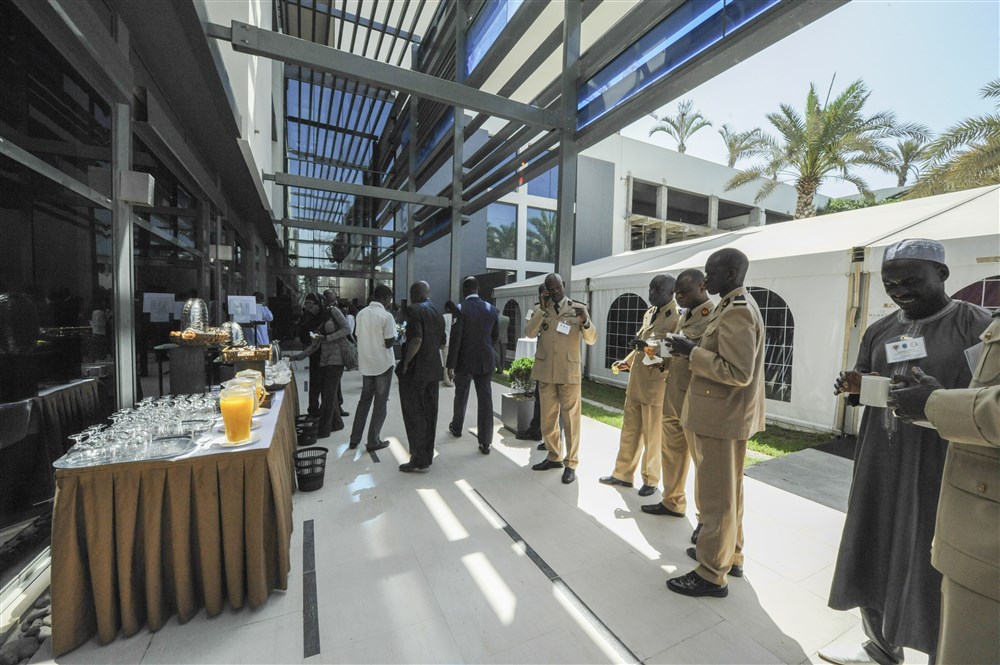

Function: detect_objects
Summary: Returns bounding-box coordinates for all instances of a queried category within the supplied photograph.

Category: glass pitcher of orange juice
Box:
[236,369,265,407]
[219,384,255,442]
[223,377,262,413]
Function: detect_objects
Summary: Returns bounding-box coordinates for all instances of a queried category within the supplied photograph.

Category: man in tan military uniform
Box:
[600,274,678,496]
[665,248,765,598]
[526,273,598,485]
[890,311,1000,665]
[641,269,713,527]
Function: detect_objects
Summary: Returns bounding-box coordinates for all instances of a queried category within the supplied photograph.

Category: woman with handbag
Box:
[291,292,351,438]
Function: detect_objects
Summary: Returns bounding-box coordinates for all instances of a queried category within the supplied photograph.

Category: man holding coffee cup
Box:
[821,239,991,665]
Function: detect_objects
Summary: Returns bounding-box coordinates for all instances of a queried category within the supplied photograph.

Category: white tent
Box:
[495,185,1000,433]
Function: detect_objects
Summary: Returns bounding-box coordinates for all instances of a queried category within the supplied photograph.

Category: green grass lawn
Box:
[495,371,830,461]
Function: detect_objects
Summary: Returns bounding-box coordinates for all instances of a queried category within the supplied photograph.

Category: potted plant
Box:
[500,357,535,435]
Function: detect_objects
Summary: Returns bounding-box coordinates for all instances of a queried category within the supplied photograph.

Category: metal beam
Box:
[278,218,404,238]
[111,102,137,408]
[285,113,378,141]
[266,171,451,208]
[0,135,112,209]
[208,21,561,130]
[301,0,422,44]
[272,266,390,279]
[284,65,396,102]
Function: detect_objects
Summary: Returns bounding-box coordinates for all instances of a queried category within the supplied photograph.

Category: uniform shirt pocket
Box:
[689,376,731,399]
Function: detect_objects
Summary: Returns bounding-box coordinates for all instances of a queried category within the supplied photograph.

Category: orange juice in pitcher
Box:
[220,385,255,442]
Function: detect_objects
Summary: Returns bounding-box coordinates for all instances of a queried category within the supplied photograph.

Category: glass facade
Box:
[577,0,782,129]
[526,207,556,263]
[527,166,559,199]
[466,0,525,77]
[486,202,517,259]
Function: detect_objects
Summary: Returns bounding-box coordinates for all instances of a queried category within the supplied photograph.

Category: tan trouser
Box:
[539,381,581,468]
[938,575,1000,664]
[660,414,697,516]
[612,397,662,486]
[691,433,745,585]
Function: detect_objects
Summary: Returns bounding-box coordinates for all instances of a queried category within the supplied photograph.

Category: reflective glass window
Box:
[526,207,555,263]
[486,203,517,259]
[527,166,559,199]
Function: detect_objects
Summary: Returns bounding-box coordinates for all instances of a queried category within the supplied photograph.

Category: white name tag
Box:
[885,336,928,363]
[556,321,571,335]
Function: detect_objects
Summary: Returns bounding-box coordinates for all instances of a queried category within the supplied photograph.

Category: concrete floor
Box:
[31,361,932,664]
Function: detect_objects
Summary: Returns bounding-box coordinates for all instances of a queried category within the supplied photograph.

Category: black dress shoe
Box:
[536,442,547,450]
[686,547,743,577]
[638,484,656,497]
[667,570,727,598]
[532,458,564,471]
[516,430,542,441]
[339,409,350,417]
[561,467,576,484]
[598,476,633,488]
[640,503,684,517]
[366,440,390,452]
[479,443,490,455]
[448,425,462,437]
[399,461,429,473]
[691,523,703,545]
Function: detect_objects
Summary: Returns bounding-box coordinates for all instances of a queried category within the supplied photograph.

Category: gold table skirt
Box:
[50,381,298,656]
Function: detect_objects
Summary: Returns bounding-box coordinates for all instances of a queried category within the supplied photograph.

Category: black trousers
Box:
[450,371,494,446]
[308,356,322,415]
[861,607,910,665]
[398,372,439,466]
[317,364,345,437]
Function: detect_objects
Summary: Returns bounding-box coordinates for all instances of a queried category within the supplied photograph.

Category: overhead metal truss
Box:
[206,0,845,289]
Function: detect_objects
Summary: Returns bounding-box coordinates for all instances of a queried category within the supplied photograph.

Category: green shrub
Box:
[506,357,535,395]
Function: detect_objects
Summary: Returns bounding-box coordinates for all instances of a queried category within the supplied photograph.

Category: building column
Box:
[750,206,766,226]
[449,0,467,302]
[112,101,137,408]
[554,0,581,284]
[708,195,719,230]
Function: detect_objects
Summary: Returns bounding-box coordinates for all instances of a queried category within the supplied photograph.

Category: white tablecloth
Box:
[514,337,537,361]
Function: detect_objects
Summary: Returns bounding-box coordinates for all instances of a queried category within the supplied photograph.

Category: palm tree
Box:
[486,222,517,259]
[718,124,766,168]
[649,99,712,154]
[726,78,922,218]
[526,210,556,263]
[907,79,1000,198]
[887,136,931,187]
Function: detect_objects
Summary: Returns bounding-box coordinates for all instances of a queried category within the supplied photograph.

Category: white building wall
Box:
[198,0,279,218]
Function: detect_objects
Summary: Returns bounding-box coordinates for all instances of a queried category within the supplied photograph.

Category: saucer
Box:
[216,432,262,447]
[215,421,261,433]
[251,407,271,418]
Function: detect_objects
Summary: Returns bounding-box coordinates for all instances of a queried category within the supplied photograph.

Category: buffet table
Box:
[49,381,299,656]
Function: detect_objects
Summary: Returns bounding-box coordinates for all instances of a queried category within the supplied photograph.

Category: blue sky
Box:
[620,0,1000,198]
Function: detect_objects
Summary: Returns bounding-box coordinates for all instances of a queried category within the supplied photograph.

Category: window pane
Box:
[605,293,648,369]
[527,166,558,199]
[486,203,517,259]
[747,287,794,402]
[526,207,555,263]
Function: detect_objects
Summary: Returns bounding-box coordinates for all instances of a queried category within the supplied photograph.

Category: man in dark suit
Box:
[397,281,447,472]
[447,276,500,454]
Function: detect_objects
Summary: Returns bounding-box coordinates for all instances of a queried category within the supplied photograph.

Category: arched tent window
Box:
[605,293,647,369]
[952,275,999,311]
[746,287,794,403]
[503,300,521,352]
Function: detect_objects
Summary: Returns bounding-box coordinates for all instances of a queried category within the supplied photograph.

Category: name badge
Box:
[885,336,927,363]
[556,321,571,335]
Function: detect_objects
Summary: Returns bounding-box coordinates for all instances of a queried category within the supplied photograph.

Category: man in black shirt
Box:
[397,281,447,472]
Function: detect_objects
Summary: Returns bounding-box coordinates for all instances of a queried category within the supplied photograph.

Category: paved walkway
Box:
[32,364,932,664]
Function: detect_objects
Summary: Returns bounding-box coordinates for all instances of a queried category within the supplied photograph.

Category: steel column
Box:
[449,1,467,303]
[406,84,418,291]
[555,0,581,285]
[111,102,137,408]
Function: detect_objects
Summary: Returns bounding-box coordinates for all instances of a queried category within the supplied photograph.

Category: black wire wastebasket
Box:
[294,446,328,492]
[296,415,319,446]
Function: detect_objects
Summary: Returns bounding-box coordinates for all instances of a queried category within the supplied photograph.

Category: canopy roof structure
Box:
[205,0,846,294]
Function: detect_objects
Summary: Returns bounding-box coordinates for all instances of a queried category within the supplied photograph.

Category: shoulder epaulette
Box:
[733,294,748,306]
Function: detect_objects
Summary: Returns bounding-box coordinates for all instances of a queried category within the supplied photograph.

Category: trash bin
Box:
[294,447,328,492]
[296,415,319,446]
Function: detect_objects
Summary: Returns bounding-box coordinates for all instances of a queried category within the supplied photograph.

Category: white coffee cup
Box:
[860,375,891,407]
